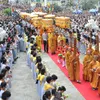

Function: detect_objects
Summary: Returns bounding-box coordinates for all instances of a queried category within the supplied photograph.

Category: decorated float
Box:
[42,19,54,32]
[44,14,55,19]
[55,17,71,29]
[31,17,42,27]
[20,12,30,19]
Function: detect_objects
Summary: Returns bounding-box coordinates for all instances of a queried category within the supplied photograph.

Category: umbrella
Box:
[73,10,82,14]
[89,9,98,13]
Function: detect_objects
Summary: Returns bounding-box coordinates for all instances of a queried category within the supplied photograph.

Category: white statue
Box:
[0,27,8,41]
[85,17,99,30]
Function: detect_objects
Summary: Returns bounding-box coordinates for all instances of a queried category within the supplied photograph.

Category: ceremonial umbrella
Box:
[73,10,82,14]
[89,9,98,13]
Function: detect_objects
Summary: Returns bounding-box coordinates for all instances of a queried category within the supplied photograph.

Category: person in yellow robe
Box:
[98,55,100,94]
[48,32,53,49]
[57,34,63,47]
[62,35,66,46]
[69,52,81,83]
[90,62,100,90]
[39,27,44,36]
[86,44,94,55]
[88,55,99,82]
[98,67,100,95]
[83,50,93,81]
[36,34,42,50]
[92,46,99,57]
[98,54,100,62]
[50,34,57,54]
[65,47,71,77]
[69,51,81,83]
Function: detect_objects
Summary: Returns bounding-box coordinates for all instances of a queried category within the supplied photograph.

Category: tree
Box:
[53,4,62,13]
[81,0,99,10]
[3,8,11,16]
[66,0,75,9]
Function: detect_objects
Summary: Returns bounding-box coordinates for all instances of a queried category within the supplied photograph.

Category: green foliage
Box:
[53,4,62,13]
[81,0,98,10]
[3,8,11,16]
[66,0,75,7]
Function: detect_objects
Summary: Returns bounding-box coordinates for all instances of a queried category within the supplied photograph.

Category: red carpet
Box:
[47,52,100,100]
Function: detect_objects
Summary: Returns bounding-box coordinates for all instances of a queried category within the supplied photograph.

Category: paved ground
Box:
[10,52,85,100]
[10,52,39,100]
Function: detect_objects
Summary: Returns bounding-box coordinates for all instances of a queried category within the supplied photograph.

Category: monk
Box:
[83,50,93,81]
[98,54,100,62]
[50,34,57,54]
[39,27,44,36]
[88,55,99,82]
[57,34,63,47]
[48,32,53,50]
[65,47,71,76]
[98,71,100,95]
[86,44,94,55]
[62,35,66,46]
[36,34,42,50]
[90,62,100,90]
[69,51,81,83]
[98,58,100,94]
[92,46,99,57]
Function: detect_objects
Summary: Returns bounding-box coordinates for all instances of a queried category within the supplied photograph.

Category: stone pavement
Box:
[10,52,39,100]
[10,52,85,100]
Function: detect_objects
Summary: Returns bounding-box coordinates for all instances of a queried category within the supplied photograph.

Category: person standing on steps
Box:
[42,30,48,53]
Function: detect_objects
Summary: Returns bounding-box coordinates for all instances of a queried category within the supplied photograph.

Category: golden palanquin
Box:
[33,12,47,17]
[31,17,42,27]
[44,14,55,19]
[20,12,30,19]
[29,14,38,23]
[42,19,54,32]
[55,17,71,28]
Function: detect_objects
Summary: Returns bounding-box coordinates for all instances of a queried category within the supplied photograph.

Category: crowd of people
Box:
[0,19,21,99]
[22,14,100,99]
[24,22,68,100]
[23,13,100,97]
[0,17,68,100]
[0,11,100,100]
